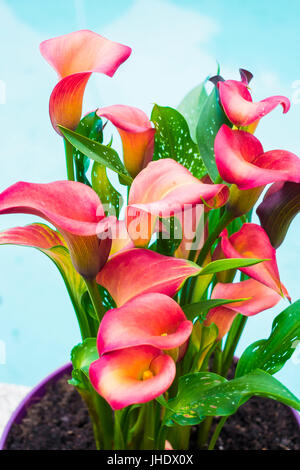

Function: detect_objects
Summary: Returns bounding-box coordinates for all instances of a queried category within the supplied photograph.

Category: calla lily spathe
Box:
[217,73,290,127]
[97,105,155,178]
[40,30,131,133]
[204,278,282,339]
[126,158,229,247]
[220,223,290,300]
[215,125,300,190]
[89,345,176,410]
[97,292,193,355]
[0,181,113,279]
[97,247,201,307]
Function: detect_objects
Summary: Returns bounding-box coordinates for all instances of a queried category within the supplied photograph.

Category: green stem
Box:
[208,416,228,450]
[221,314,247,377]
[197,416,213,448]
[212,341,223,375]
[64,138,75,181]
[196,211,233,267]
[114,410,125,450]
[84,278,106,323]
[142,401,156,450]
[168,426,191,450]
[78,381,113,450]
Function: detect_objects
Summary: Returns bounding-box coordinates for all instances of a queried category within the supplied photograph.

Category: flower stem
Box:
[196,211,233,267]
[221,314,247,377]
[84,278,106,323]
[208,416,228,450]
[64,138,75,181]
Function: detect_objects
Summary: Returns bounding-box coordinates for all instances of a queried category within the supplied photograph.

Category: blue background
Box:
[0,0,299,396]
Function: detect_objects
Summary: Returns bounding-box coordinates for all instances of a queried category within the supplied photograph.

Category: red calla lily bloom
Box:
[97,247,201,307]
[204,278,282,339]
[97,293,193,355]
[40,30,131,133]
[217,75,290,127]
[215,125,300,190]
[220,223,290,299]
[0,181,113,279]
[89,345,176,410]
[126,159,229,247]
[97,105,155,178]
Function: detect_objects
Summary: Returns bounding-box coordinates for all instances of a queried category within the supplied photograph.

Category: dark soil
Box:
[5,373,300,450]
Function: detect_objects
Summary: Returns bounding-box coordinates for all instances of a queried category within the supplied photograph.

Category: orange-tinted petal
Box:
[97,105,155,178]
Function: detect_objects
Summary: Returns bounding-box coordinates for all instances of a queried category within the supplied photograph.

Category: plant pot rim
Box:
[1,361,299,450]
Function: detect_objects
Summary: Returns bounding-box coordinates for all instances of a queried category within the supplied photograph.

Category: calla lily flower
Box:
[204,278,282,339]
[257,181,300,248]
[0,181,114,279]
[126,159,229,247]
[97,247,201,307]
[220,223,290,299]
[217,72,290,127]
[89,345,176,410]
[40,30,131,133]
[215,125,300,190]
[96,105,155,178]
[97,293,193,355]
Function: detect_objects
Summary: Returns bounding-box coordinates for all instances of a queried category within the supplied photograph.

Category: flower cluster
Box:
[1,30,300,450]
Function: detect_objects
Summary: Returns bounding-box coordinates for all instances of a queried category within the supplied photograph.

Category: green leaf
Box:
[199,257,266,275]
[58,125,133,185]
[177,81,208,142]
[69,338,98,389]
[196,87,231,181]
[236,300,300,377]
[91,161,123,218]
[164,370,300,426]
[151,104,206,180]
[182,297,249,322]
[73,111,104,185]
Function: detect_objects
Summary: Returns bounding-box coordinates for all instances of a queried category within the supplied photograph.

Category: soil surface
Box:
[5,374,300,450]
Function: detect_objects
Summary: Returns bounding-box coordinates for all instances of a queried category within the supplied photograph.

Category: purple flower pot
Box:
[1,362,299,450]
[0,362,72,450]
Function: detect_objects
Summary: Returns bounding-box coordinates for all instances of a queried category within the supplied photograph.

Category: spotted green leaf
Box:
[164,370,300,426]
[236,299,300,377]
[151,104,206,180]
[177,82,208,142]
[59,125,132,185]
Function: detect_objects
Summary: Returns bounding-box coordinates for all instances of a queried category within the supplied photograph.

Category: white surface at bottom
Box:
[0,383,31,441]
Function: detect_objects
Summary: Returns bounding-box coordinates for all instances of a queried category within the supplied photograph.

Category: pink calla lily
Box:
[126,159,229,247]
[220,223,290,299]
[0,181,114,279]
[217,75,290,127]
[97,247,201,307]
[96,105,155,178]
[89,345,176,410]
[205,278,282,339]
[40,30,131,133]
[97,293,193,355]
[215,125,300,190]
